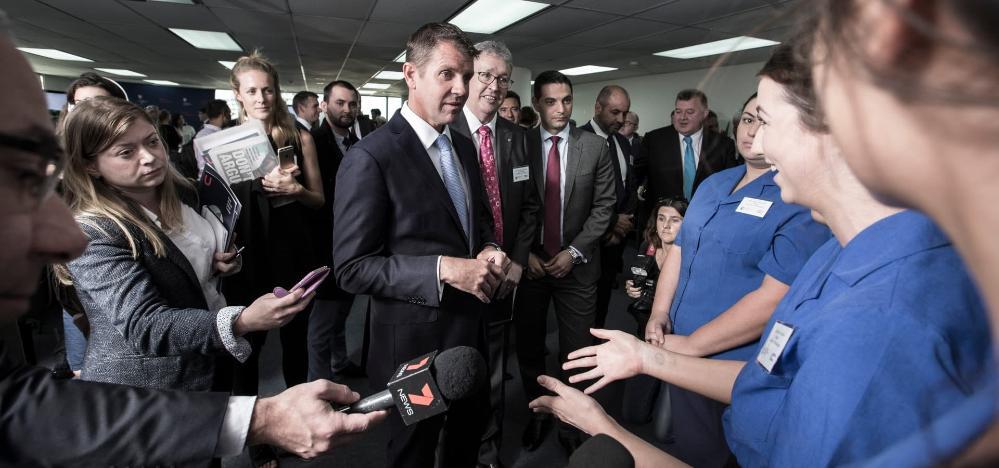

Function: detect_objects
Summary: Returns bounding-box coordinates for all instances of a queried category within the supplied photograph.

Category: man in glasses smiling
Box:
[0,17,383,465]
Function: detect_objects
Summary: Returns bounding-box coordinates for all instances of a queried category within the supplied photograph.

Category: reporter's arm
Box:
[646,243,681,344]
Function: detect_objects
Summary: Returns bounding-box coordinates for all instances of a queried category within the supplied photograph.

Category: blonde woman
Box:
[58,97,312,392]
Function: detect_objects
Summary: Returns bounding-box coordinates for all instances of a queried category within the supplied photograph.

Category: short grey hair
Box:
[474,40,513,72]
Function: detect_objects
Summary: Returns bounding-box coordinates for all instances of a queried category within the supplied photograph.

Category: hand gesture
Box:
[236,288,315,335]
[543,250,573,278]
[528,375,614,436]
[440,257,504,303]
[526,253,546,280]
[564,328,646,394]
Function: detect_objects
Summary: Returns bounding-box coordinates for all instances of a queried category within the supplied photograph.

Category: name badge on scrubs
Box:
[756,321,794,373]
[513,165,530,183]
[736,197,773,218]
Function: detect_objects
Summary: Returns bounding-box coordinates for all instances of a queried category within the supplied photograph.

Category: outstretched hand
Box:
[528,375,615,436]
[564,328,647,394]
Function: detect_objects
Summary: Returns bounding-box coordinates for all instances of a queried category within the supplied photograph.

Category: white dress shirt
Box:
[463,106,498,164]
[588,118,627,184]
[540,125,571,243]
[195,123,221,140]
[677,127,704,171]
[295,115,312,130]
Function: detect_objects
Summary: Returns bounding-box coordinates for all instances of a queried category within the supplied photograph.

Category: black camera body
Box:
[629,254,657,311]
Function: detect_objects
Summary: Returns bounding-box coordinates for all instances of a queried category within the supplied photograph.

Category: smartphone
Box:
[277,145,296,170]
[273,266,330,298]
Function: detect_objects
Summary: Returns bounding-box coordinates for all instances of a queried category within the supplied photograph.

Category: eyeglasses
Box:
[0,130,65,210]
[476,72,514,89]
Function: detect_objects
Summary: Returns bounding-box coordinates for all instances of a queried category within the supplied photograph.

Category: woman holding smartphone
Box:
[57,97,312,392]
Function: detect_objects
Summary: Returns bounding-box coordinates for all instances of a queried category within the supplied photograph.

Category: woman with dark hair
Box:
[56,72,127,132]
[805,1,999,463]
[529,42,993,467]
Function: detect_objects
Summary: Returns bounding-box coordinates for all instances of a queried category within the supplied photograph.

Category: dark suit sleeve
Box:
[512,135,540,267]
[333,148,443,307]
[569,143,616,260]
[67,224,225,357]
[635,135,649,187]
[0,360,227,466]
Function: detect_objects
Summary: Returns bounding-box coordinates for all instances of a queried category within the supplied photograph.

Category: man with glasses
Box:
[0,25,384,465]
[451,40,540,468]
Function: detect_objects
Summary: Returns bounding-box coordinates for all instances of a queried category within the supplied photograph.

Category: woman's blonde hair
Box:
[230,50,301,147]
[55,96,191,285]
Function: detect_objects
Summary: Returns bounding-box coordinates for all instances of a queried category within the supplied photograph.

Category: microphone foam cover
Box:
[566,434,634,468]
[433,346,487,401]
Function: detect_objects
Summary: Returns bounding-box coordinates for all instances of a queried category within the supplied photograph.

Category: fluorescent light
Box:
[654,36,779,59]
[95,68,146,77]
[144,79,180,86]
[559,65,616,76]
[169,28,242,51]
[17,47,92,62]
[450,0,548,34]
[362,83,391,90]
[218,60,237,70]
[359,89,377,95]
[394,51,406,63]
[374,71,404,80]
[151,0,195,3]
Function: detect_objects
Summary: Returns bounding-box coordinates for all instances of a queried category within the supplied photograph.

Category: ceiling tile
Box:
[563,0,676,16]
[288,0,373,20]
[369,0,466,25]
[502,7,611,39]
[560,17,673,48]
[642,0,773,26]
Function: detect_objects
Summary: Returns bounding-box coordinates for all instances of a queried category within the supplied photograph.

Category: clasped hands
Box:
[526,251,574,280]
[441,247,518,303]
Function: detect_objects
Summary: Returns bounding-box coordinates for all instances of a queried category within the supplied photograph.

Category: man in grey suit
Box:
[515,70,616,456]
[451,40,540,468]
[0,23,383,466]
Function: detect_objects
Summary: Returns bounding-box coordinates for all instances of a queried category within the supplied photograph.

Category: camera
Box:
[629,254,657,311]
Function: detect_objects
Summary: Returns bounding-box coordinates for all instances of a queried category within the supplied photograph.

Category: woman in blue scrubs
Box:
[642,93,830,467]
[528,42,994,467]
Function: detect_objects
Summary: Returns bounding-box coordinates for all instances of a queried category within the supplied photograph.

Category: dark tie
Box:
[477,126,504,246]
[544,135,562,258]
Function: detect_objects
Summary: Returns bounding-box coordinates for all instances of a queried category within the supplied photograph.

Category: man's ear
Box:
[403,62,418,91]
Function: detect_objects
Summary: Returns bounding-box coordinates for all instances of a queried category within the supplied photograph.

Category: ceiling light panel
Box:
[362,83,391,90]
[95,68,146,77]
[450,0,549,34]
[559,65,616,76]
[654,36,779,59]
[144,79,180,86]
[17,48,92,61]
[169,28,242,51]
[374,71,404,80]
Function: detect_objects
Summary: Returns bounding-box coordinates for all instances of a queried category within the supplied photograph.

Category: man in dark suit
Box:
[637,89,739,206]
[352,91,376,140]
[292,90,320,132]
[621,111,642,174]
[515,71,616,455]
[307,80,365,381]
[0,28,383,466]
[333,23,508,468]
[451,40,540,468]
[579,85,637,329]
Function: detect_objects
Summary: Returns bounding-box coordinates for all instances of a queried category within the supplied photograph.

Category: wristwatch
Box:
[568,248,584,265]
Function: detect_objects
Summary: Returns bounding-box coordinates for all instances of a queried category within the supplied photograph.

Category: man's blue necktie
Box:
[683,135,696,199]
[435,134,469,241]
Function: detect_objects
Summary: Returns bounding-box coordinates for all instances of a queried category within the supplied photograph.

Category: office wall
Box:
[571,61,765,136]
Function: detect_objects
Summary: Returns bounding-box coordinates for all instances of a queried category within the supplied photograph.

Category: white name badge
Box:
[513,165,530,183]
[756,321,794,373]
[736,197,773,218]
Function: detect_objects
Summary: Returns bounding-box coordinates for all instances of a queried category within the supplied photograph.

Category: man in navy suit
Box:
[333,23,509,468]
[579,85,637,329]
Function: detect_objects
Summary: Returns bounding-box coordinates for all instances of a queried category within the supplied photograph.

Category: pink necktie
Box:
[543,135,561,258]
[478,125,504,246]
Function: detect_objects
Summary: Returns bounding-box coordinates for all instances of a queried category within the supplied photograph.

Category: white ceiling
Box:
[5,0,799,96]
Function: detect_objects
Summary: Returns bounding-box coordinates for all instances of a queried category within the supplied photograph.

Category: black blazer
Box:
[578,121,637,217]
[637,125,739,201]
[0,342,227,467]
[332,111,495,384]
[356,115,375,138]
[451,112,540,268]
[310,119,353,299]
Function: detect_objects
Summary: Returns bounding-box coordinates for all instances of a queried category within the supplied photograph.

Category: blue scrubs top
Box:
[670,166,830,361]
[724,211,994,467]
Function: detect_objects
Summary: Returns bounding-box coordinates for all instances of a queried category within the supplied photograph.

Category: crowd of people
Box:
[3,1,999,467]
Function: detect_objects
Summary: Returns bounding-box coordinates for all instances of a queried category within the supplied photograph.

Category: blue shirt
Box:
[669,166,831,360]
[724,211,995,467]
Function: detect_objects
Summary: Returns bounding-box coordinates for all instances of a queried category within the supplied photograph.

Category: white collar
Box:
[588,118,611,139]
[294,115,312,129]
[401,101,452,151]
[680,127,703,142]
[541,124,571,143]
[463,106,497,137]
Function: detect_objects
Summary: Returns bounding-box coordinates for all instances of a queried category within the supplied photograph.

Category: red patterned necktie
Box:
[543,135,562,258]
[477,125,504,246]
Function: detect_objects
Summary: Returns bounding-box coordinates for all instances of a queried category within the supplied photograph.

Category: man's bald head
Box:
[593,85,630,134]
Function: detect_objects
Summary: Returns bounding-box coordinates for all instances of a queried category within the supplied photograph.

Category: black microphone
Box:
[337,346,486,426]
[565,434,634,468]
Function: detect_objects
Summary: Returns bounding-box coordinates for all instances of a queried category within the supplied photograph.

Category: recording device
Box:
[273,265,330,298]
[337,346,487,426]
[565,434,634,468]
[277,145,296,170]
[629,254,657,311]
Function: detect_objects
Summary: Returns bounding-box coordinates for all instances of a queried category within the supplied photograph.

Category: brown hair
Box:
[55,96,192,283]
[406,23,477,71]
[758,42,827,132]
[644,197,689,249]
[229,50,300,147]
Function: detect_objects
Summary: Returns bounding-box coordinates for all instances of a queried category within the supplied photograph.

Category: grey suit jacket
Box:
[527,126,617,284]
[451,112,540,268]
[68,215,227,392]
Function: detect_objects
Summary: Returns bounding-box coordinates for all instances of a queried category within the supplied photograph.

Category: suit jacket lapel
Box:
[495,122,511,203]
[528,128,545,199]
[564,128,584,212]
